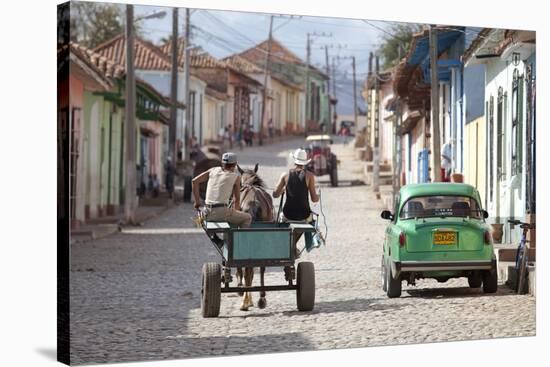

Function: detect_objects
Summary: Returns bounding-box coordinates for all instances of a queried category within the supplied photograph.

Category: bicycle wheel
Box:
[517,245,529,294]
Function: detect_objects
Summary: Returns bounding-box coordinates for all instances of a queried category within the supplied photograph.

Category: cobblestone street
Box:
[70,138,536,365]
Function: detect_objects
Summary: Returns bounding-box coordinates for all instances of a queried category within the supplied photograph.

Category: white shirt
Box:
[205,167,239,205]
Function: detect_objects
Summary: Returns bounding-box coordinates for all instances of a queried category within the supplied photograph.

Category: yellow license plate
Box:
[433,231,457,245]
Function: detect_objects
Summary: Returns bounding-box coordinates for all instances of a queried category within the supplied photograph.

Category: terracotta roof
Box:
[205,87,228,101]
[159,38,227,68]
[238,38,328,79]
[70,42,124,80]
[222,55,263,74]
[73,42,182,109]
[93,34,176,72]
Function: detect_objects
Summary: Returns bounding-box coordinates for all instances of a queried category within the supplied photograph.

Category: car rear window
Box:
[399,195,482,219]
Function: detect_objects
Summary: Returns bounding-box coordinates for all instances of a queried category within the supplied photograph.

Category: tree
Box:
[70,2,139,48]
[377,23,424,69]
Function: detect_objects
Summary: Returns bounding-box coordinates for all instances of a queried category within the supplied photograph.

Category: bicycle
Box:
[508,219,535,294]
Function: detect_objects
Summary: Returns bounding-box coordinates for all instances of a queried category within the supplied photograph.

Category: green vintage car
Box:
[380,183,497,298]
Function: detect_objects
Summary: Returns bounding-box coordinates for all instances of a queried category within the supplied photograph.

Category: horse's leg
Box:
[236,267,244,296]
[245,267,254,308]
[240,267,254,310]
[258,266,267,309]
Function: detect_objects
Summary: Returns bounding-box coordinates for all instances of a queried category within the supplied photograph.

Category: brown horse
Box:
[236,163,274,311]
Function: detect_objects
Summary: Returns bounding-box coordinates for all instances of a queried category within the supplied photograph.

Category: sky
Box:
[130,4,415,114]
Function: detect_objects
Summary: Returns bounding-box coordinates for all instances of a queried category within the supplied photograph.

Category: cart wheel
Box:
[201,262,221,317]
[296,262,315,311]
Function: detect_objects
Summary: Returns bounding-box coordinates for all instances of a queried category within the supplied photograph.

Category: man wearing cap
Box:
[192,152,252,227]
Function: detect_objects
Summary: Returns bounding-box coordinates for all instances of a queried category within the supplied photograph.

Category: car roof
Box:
[399,183,478,204]
[306,134,331,141]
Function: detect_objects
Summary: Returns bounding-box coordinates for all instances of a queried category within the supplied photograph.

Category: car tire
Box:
[482,270,498,293]
[386,259,402,298]
[381,256,388,292]
[297,262,315,311]
[468,272,482,288]
[201,262,221,317]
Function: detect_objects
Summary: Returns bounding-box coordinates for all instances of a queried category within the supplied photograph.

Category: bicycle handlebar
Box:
[507,219,535,230]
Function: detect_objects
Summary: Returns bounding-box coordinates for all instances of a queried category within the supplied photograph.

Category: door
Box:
[69,107,81,225]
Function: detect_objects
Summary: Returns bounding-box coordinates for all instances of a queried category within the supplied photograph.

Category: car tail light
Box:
[484,230,492,245]
[399,232,406,247]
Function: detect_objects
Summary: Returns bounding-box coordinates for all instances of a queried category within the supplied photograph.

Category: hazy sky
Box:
[131,4,414,114]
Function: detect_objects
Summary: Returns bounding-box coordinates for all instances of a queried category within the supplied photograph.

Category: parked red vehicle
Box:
[304,135,338,187]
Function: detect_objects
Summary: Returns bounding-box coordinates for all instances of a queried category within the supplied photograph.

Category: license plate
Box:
[433,231,457,245]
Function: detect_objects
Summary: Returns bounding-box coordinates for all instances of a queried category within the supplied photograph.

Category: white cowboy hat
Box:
[292,148,311,166]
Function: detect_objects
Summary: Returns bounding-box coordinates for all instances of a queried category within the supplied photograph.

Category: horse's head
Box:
[237,163,273,222]
[238,163,265,189]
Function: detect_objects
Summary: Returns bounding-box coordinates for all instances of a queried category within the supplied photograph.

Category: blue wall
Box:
[463,64,485,123]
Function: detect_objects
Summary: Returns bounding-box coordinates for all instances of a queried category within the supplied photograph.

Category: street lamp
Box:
[135,10,166,22]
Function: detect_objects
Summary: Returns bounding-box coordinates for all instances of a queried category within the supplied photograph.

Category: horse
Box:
[236,163,274,311]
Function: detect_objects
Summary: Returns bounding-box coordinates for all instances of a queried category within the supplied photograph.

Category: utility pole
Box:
[352,55,358,130]
[429,25,442,182]
[331,57,337,133]
[259,15,274,146]
[183,8,191,160]
[181,8,193,202]
[168,7,178,200]
[373,54,380,192]
[124,4,137,224]
[324,45,331,135]
[367,52,373,153]
[305,32,311,136]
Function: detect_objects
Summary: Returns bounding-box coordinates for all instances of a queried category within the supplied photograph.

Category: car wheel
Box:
[482,270,498,293]
[381,256,388,292]
[386,258,402,298]
[468,272,482,288]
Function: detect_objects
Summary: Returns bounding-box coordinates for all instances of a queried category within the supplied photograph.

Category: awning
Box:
[407,28,463,66]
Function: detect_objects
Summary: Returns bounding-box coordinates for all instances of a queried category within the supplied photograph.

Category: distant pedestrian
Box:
[218,126,225,145]
[244,125,253,146]
[227,124,233,149]
[165,156,175,198]
[268,118,274,140]
[441,141,452,182]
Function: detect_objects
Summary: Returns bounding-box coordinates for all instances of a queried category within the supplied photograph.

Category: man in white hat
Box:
[192,152,252,227]
[273,148,319,220]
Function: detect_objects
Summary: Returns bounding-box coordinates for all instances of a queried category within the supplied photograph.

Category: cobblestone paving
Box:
[70,137,536,365]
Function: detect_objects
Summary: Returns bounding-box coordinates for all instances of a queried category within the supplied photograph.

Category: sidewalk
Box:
[70,201,175,244]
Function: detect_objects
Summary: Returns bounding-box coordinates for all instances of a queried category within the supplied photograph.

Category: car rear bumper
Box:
[393,259,496,275]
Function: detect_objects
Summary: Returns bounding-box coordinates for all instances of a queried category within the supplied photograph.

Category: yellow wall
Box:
[464,116,486,205]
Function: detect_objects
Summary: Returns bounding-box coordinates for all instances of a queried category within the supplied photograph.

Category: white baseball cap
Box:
[292,148,311,165]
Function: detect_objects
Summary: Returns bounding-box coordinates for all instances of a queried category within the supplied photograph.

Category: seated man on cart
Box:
[273,148,323,253]
[192,152,252,228]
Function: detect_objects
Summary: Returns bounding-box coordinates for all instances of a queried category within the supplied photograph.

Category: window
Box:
[189,91,196,137]
[511,69,524,176]
[488,96,494,201]
[496,87,505,181]
[400,195,482,220]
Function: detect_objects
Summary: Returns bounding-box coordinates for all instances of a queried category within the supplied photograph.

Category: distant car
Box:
[380,183,497,298]
[304,134,338,187]
[338,120,355,136]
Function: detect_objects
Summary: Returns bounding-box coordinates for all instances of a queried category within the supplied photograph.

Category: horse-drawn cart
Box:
[200,221,317,317]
